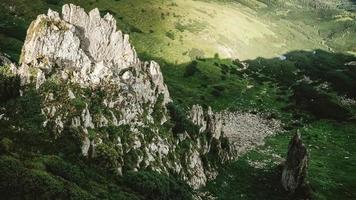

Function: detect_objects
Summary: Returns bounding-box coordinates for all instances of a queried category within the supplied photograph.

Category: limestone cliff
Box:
[9,4,234,189]
[7,4,283,189]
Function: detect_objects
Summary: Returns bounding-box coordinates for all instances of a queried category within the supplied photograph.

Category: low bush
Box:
[0,71,20,102]
[123,170,193,200]
[184,60,199,77]
[188,48,205,60]
[44,156,85,185]
[0,138,13,154]
[0,156,94,199]
[166,31,175,40]
[94,143,120,173]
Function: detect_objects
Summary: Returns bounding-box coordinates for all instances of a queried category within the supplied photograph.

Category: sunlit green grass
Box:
[1,0,354,64]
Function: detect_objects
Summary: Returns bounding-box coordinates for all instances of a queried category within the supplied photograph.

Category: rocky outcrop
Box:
[190,105,282,158]
[186,104,283,187]
[281,131,308,193]
[0,53,18,75]
[9,4,239,189]
[15,4,171,131]
[8,4,282,190]
[190,105,223,140]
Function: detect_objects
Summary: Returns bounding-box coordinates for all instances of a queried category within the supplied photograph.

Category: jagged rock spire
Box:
[8,4,281,190]
[17,4,169,103]
[15,3,171,133]
[281,131,308,193]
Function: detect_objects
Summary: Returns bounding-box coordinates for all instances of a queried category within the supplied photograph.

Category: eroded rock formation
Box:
[8,4,237,189]
[281,131,308,193]
[6,4,283,189]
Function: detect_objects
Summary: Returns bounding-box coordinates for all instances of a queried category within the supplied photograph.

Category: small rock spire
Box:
[281,130,308,193]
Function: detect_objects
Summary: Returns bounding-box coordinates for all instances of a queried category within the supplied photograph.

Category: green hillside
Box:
[0,0,356,199]
[1,0,355,63]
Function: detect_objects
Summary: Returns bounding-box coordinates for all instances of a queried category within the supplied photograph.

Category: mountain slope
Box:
[0,1,356,200]
[0,4,285,199]
[1,0,355,63]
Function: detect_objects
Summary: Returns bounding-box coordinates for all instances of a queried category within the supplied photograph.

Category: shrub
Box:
[220,64,230,75]
[44,156,85,185]
[0,71,20,102]
[0,138,13,154]
[123,170,193,200]
[174,22,185,32]
[214,53,220,59]
[0,156,93,199]
[0,156,25,197]
[46,0,61,5]
[211,85,225,97]
[102,125,131,141]
[94,143,120,172]
[22,169,65,199]
[184,61,199,77]
[71,97,87,110]
[123,149,141,171]
[166,31,175,40]
[152,93,165,123]
[53,127,83,157]
[325,71,356,97]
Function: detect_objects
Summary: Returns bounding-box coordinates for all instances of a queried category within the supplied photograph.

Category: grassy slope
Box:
[1,0,355,63]
[206,121,356,200]
[164,49,356,199]
[1,0,356,199]
[0,72,194,199]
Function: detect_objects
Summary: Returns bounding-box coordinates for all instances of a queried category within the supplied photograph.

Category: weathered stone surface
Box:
[17,3,171,128]
[13,4,233,189]
[187,104,283,188]
[190,104,282,158]
[281,131,308,193]
[11,4,281,190]
[0,52,18,75]
[222,111,282,157]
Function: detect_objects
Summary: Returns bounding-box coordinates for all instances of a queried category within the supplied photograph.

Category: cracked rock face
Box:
[18,4,169,101]
[17,4,170,129]
[10,3,281,190]
[11,4,239,189]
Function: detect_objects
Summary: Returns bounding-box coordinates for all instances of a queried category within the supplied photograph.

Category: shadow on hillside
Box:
[138,49,356,122]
